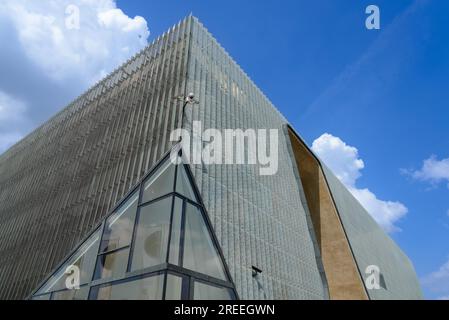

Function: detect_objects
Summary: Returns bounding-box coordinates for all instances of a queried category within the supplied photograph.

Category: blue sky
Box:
[0,0,448,299]
[121,0,449,299]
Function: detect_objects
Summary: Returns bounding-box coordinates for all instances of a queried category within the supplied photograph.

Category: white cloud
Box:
[0,0,150,154]
[0,0,149,83]
[0,91,28,154]
[404,156,449,189]
[348,187,408,233]
[422,258,449,299]
[0,91,27,125]
[311,133,364,187]
[312,133,407,233]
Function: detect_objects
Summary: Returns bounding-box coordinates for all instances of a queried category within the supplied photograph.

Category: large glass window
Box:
[130,197,172,272]
[100,192,138,253]
[142,160,175,203]
[90,274,164,300]
[165,274,183,300]
[193,281,235,300]
[31,152,237,301]
[94,248,129,280]
[183,203,227,281]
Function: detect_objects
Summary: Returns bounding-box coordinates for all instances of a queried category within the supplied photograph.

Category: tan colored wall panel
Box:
[288,129,368,300]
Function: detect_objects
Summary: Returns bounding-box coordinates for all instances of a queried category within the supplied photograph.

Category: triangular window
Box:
[31,146,237,300]
[175,164,197,201]
[183,203,227,280]
[100,192,139,253]
[35,227,101,295]
[142,160,175,203]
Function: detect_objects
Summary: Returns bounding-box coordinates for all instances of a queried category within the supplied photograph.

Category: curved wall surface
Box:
[321,165,423,299]
[286,127,422,300]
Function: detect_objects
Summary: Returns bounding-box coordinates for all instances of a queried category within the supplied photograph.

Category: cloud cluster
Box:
[0,0,150,154]
[311,133,365,187]
[0,91,29,152]
[1,0,149,82]
[422,258,449,300]
[312,133,408,233]
[404,156,449,189]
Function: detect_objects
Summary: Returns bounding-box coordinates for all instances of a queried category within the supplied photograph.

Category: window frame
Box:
[191,279,237,300]
[98,190,140,254]
[127,195,174,273]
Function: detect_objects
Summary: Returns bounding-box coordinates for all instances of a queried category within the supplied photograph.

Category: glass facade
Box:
[31,151,237,300]
[0,16,423,300]
[194,281,236,300]
[36,229,102,293]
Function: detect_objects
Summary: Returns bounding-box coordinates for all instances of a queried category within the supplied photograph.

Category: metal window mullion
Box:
[178,199,187,267]
[138,192,175,208]
[125,177,145,273]
[188,276,195,300]
[181,274,190,300]
[165,163,178,265]
[90,220,107,283]
[98,245,130,258]
[162,271,168,300]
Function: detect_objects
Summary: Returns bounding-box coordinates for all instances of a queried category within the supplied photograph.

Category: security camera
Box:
[186,93,195,103]
[252,265,262,277]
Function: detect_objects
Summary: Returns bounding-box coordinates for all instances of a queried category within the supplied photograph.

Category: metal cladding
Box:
[0,15,422,300]
[0,16,192,299]
[321,164,423,299]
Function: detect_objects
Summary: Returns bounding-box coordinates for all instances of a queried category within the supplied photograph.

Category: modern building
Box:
[0,16,422,300]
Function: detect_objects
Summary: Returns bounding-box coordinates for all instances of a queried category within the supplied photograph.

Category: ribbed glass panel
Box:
[0,16,192,299]
[0,15,419,301]
[181,17,327,299]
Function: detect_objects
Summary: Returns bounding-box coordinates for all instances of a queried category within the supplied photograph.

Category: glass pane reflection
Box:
[100,192,138,253]
[131,198,172,271]
[94,248,129,280]
[194,281,234,300]
[142,161,175,203]
[92,274,164,300]
[165,274,183,300]
[183,203,227,280]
